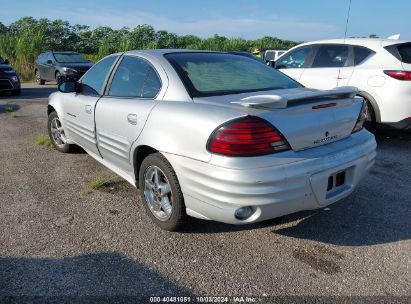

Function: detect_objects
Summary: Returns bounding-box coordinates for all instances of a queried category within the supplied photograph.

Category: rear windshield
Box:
[165,52,301,97]
[398,44,411,64]
[54,53,88,63]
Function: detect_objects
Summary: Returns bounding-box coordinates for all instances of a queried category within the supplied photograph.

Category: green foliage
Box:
[87,176,110,189]
[0,22,8,35]
[34,135,53,148]
[0,16,300,80]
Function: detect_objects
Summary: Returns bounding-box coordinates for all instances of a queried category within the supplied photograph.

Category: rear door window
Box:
[353,46,374,65]
[312,45,349,68]
[108,56,161,98]
[276,46,314,69]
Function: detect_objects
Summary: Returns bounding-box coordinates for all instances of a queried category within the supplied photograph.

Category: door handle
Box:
[85,105,92,114]
[127,114,137,125]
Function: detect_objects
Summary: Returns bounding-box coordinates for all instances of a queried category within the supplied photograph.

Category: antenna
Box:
[344,0,352,42]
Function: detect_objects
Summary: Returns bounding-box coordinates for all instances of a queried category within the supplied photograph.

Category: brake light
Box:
[352,101,367,133]
[207,116,290,156]
[384,70,411,81]
[312,103,337,109]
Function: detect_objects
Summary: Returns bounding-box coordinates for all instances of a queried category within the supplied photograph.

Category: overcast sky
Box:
[1,0,409,41]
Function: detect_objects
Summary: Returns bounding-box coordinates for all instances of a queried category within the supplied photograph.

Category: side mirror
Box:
[46,60,53,64]
[58,81,79,93]
[4,59,9,64]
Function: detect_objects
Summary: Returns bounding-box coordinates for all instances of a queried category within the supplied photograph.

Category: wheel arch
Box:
[357,91,381,123]
[47,105,56,115]
[133,145,159,186]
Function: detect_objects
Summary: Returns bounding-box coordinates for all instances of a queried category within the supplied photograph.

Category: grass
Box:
[34,134,53,148]
[87,176,110,190]
[4,106,14,112]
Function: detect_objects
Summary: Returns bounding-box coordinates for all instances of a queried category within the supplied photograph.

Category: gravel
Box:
[0,83,410,301]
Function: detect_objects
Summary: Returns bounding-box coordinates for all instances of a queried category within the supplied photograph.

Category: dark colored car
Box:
[0,56,21,95]
[34,51,93,85]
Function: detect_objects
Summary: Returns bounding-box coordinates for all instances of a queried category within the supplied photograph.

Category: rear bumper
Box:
[164,130,376,225]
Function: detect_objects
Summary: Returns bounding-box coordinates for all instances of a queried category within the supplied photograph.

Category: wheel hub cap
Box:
[50,117,66,147]
[143,165,173,221]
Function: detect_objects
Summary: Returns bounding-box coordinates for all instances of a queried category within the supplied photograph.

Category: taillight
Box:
[384,70,411,81]
[352,101,367,133]
[207,116,290,156]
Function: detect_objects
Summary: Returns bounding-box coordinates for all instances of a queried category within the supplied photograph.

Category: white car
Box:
[275,38,411,130]
[265,49,288,64]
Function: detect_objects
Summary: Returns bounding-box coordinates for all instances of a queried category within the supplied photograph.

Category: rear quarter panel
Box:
[131,101,245,163]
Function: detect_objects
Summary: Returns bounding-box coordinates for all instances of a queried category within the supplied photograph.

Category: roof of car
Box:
[124,49,221,56]
[298,38,410,48]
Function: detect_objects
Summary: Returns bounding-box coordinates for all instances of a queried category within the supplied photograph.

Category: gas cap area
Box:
[367,76,386,87]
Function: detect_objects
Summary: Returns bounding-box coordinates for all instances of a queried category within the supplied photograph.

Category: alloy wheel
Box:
[50,117,67,147]
[143,165,173,221]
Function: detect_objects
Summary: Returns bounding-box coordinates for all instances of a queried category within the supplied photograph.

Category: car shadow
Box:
[0,252,191,301]
[180,216,282,234]
[373,127,411,147]
[0,84,57,100]
[184,128,410,244]
[272,193,410,246]
[273,128,410,246]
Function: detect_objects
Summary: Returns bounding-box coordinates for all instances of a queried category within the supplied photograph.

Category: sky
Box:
[1,0,410,41]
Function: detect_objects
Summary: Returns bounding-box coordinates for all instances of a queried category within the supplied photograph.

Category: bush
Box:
[0,17,300,81]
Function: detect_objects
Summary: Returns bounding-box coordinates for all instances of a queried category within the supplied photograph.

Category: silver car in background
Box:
[48,50,376,231]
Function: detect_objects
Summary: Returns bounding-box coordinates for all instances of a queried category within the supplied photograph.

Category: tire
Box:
[48,111,74,153]
[35,70,45,85]
[138,152,187,231]
[363,98,376,132]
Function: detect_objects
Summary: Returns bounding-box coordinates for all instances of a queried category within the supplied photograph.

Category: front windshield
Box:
[165,52,301,97]
[54,53,88,63]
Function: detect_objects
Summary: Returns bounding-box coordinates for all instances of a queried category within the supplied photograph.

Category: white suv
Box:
[275,38,411,130]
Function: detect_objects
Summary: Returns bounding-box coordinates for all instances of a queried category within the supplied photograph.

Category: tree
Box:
[156,30,178,49]
[0,22,8,35]
[129,25,156,49]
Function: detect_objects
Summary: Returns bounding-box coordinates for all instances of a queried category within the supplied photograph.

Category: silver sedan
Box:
[48,50,376,231]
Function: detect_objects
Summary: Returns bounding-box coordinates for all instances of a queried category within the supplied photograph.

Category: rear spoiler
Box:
[231,86,358,109]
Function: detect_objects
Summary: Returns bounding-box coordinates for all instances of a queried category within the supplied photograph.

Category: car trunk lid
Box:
[194,87,362,151]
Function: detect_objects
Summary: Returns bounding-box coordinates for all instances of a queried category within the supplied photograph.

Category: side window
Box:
[354,46,374,65]
[276,46,313,69]
[312,45,349,68]
[108,56,161,98]
[47,53,55,63]
[81,56,118,95]
[142,69,162,98]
